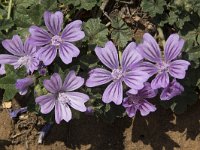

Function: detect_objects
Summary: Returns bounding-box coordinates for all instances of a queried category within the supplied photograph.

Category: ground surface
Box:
[1,100,200,150]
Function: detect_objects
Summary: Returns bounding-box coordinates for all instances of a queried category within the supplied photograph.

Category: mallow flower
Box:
[29,11,85,66]
[15,77,34,95]
[0,35,39,73]
[160,79,184,101]
[36,71,89,124]
[0,65,5,75]
[137,33,190,89]
[86,41,149,105]
[122,82,157,117]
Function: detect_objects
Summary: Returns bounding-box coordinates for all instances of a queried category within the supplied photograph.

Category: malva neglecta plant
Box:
[0,0,200,146]
[0,10,191,124]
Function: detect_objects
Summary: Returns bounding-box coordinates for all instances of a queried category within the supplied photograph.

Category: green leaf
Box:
[83,18,108,46]
[13,6,32,28]
[79,0,99,10]
[3,86,18,101]
[27,4,44,25]
[59,0,80,6]
[41,0,58,11]
[141,0,166,17]
[60,0,99,10]
[14,0,36,8]
[0,19,14,31]
[111,17,132,48]
[0,65,26,101]
[0,75,17,101]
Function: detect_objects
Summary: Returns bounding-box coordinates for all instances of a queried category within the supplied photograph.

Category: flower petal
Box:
[121,42,143,71]
[139,100,156,116]
[102,81,123,105]
[28,57,40,73]
[44,11,63,35]
[151,72,169,89]
[139,82,157,99]
[35,94,56,114]
[164,34,184,62]
[160,79,184,101]
[43,73,62,93]
[2,35,24,56]
[62,71,84,91]
[55,102,72,124]
[29,26,51,46]
[95,41,119,69]
[19,89,28,95]
[123,70,149,92]
[137,33,161,62]
[0,65,5,75]
[37,45,57,66]
[61,20,85,42]
[24,38,37,56]
[86,68,112,87]
[59,42,80,64]
[169,60,190,79]
[66,92,89,112]
[139,62,158,76]
[0,54,19,65]
[126,107,137,118]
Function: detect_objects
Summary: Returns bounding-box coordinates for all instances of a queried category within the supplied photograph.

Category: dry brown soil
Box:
[1,100,200,150]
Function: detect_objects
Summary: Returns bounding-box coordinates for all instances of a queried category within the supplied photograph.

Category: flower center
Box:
[157,61,169,73]
[51,35,62,46]
[111,69,123,80]
[129,95,141,104]
[17,56,30,67]
[57,92,70,104]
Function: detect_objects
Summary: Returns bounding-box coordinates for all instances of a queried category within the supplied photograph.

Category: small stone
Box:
[2,101,12,109]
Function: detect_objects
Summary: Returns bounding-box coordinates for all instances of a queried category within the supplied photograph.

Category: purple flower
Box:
[9,107,27,119]
[160,79,184,101]
[29,11,85,66]
[123,82,157,117]
[38,123,52,144]
[35,71,89,124]
[86,41,149,105]
[137,33,190,89]
[0,64,5,75]
[15,77,34,95]
[0,35,39,73]
[85,106,94,115]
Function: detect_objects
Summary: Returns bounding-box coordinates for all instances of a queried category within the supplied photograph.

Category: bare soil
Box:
[1,100,200,150]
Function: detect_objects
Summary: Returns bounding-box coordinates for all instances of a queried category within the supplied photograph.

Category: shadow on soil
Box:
[132,101,200,150]
[41,101,200,150]
[0,140,11,150]
[44,116,132,150]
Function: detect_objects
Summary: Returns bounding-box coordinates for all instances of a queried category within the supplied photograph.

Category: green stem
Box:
[157,27,166,48]
[6,0,12,32]
[118,46,122,63]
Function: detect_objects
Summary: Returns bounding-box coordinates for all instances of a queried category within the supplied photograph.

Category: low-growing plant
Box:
[0,0,199,125]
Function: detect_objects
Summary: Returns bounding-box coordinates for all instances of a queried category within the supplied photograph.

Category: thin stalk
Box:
[6,0,12,32]
[157,27,166,48]
[118,46,122,63]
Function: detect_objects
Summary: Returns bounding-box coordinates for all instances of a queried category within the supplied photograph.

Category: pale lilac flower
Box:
[36,72,89,124]
[86,41,149,105]
[15,77,34,95]
[29,11,85,65]
[38,123,52,144]
[85,106,94,115]
[123,83,157,117]
[0,64,5,75]
[137,33,190,89]
[160,79,184,101]
[9,107,27,119]
[0,35,39,73]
